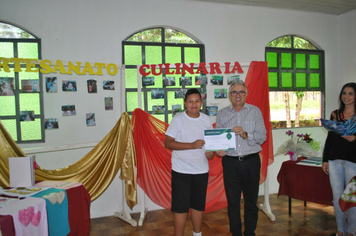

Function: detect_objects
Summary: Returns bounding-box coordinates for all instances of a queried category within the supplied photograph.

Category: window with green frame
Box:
[265,35,324,128]
[0,22,44,142]
[123,27,205,123]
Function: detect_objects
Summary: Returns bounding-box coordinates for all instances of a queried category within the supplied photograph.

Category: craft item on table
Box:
[321,115,356,136]
[33,188,70,236]
[0,187,48,198]
[0,197,48,236]
[339,175,356,212]
[9,156,36,187]
[0,197,19,209]
[34,181,83,190]
[275,130,320,160]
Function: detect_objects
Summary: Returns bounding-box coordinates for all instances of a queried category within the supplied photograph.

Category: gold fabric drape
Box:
[0,112,137,209]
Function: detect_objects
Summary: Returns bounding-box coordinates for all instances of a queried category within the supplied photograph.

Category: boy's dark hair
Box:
[184,88,202,102]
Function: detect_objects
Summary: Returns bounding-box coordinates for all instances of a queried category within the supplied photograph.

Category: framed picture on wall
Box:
[19,111,35,121]
[21,79,40,92]
[46,77,58,93]
[86,113,96,126]
[103,80,115,90]
[62,80,77,92]
[151,89,165,99]
[174,89,187,99]
[163,77,176,86]
[44,118,59,129]
[214,89,227,99]
[0,77,15,96]
[206,106,218,116]
[104,97,113,110]
[152,105,165,114]
[227,75,240,85]
[195,75,207,85]
[142,76,155,86]
[87,79,97,93]
[210,75,223,85]
[61,105,76,116]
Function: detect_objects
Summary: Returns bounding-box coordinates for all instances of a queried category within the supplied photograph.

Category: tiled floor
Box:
[90,194,339,236]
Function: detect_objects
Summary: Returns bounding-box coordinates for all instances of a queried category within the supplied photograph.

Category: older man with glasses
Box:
[215,79,266,236]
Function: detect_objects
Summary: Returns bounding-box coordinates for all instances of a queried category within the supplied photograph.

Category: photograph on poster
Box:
[142,76,155,86]
[86,113,96,126]
[179,76,192,86]
[172,104,182,117]
[44,118,59,129]
[211,75,223,85]
[195,75,207,85]
[214,89,228,98]
[174,88,187,99]
[105,97,113,110]
[206,106,218,116]
[0,77,15,96]
[46,77,57,93]
[103,80,115,90]
[62,80,77,91]
[163,77,176,86]
[87,79,97,93]
[61,105,76,116]
[21,79,40,92]
[152,105,165,114]
[201,88,207,99]
[151,89,165,99]
[227,75,240,85]
[19,110,35,121]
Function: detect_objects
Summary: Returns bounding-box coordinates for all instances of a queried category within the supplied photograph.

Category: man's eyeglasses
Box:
[230,91,246,96]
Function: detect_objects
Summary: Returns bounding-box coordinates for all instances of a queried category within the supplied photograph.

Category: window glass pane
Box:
[266,52,278,69]
[0,42,13,58]
[125,68,138,89]
[294,36,317,50]
[166,46,181,64]
[281,53,292,69]
[18,43,38,59]
[20,93,40,114]
[145,46,162,65]
[165,29,197,44]
[127,28,162,42]
[309,54,320,70]
[268,72,278,88]
[310,73,320,88]
[124,45,142,65]
[266,36,291,48]
[281,73,293,88]
[21,118,42,140]
[296,73,307,88]
[295,53,306,69]
[1,119,17,141]
[0,23,35,39]
[0,96,16,115]
[184,47,200,64]
[126,92,144,112]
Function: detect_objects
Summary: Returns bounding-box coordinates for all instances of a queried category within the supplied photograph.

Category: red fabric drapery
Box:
[132,61,273,213]
[245,61,274,183]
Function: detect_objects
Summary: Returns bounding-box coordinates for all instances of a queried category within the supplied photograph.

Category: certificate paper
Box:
[204,129,236,151]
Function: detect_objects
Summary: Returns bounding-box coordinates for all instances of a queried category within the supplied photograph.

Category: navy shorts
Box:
[171,170,209,213]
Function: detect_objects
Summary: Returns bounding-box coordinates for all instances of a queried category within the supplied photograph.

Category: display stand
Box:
[114,183,137,226]
[259,169,275,221]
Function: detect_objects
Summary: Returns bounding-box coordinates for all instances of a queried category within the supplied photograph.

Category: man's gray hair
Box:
[229,79,248,95]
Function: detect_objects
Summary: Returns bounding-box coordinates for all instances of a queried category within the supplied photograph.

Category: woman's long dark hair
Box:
[339,82,356,112]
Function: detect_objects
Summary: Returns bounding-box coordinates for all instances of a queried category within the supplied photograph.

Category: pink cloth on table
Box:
[0,197,48,236]
[35,180,83,190]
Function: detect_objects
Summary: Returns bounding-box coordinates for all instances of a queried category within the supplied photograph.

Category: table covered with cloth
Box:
[0,181,90,236]
[277,159,333,206]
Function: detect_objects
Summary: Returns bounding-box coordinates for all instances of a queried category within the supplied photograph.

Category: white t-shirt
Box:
[165,111,213,174]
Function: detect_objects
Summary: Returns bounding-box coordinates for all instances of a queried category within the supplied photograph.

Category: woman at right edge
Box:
[322,82,356,236]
